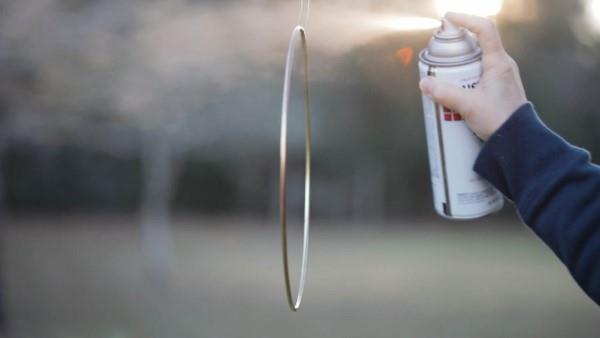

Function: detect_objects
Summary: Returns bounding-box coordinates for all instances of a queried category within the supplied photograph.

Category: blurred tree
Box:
[0,0,597,220]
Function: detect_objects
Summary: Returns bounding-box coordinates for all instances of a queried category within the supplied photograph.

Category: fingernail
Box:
[419,78,433,96]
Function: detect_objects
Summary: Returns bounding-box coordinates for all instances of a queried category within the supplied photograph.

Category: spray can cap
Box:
[419,19,481,66]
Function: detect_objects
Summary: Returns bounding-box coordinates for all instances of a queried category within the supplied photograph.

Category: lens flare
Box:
[395,48,415,65]
[434,0,504,17]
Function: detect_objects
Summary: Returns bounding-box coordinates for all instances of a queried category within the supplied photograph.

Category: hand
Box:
[419,12,528,141]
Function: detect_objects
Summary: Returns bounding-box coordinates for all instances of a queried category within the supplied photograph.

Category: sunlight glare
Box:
[375,16,441,31]
[586,0,600,33]
[434,0,504,17]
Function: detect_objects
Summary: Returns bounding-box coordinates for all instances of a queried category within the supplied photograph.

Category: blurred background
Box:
[1,0,600,337]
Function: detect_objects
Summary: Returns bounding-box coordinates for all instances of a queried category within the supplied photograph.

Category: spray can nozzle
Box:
[419,18,481,66]
[440,19,461,36]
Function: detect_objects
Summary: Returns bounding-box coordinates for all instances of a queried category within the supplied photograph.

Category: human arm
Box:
[419,12,600,305]
[476,103,600,305]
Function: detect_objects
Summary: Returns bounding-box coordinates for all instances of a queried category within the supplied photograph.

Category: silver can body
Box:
[418,58,504,220]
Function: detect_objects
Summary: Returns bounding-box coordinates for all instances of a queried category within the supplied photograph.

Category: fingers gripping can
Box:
[418,19,503,220]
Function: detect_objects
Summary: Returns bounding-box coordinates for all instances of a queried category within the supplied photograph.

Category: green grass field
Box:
[1,216,598,338]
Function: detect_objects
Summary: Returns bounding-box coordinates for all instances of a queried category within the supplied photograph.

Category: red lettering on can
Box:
[442,106,463,122]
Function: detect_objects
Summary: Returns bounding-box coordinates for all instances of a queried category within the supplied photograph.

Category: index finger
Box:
[445,12,505,57]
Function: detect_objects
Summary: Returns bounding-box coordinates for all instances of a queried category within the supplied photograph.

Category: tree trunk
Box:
[139,132,181,292]
[0,143,7,335]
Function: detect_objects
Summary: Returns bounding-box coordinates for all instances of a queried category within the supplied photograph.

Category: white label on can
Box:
[419,60,503,219]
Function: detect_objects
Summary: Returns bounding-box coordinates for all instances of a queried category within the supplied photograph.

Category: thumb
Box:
[420,77,472,115]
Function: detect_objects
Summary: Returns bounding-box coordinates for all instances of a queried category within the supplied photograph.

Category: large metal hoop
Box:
[280,25,312,312]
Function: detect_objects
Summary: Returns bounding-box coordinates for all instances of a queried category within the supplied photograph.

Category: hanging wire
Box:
[298,0,311,27]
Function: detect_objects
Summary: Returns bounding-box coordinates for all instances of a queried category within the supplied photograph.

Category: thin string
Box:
[298,0,311,27]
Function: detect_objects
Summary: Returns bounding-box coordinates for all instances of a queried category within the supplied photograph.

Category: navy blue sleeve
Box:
[474,103,600,305]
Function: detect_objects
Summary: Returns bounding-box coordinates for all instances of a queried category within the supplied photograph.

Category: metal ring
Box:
[280,25,312,312]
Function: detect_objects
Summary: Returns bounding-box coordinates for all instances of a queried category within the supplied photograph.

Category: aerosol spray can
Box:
[418,19,504,220]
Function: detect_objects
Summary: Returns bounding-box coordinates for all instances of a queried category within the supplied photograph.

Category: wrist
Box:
[482,99,529,140]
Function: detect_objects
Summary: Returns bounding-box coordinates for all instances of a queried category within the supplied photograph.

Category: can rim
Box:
[418,48,482,67]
